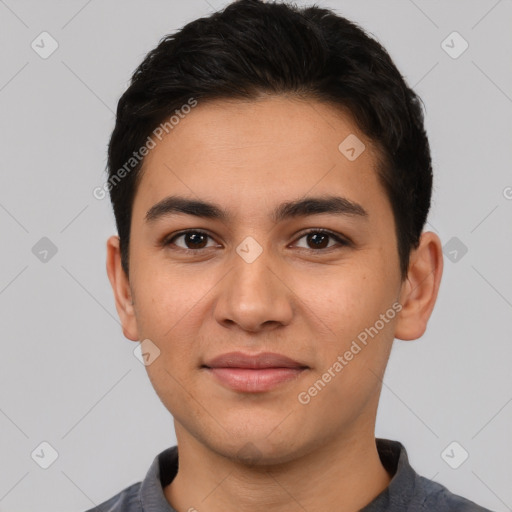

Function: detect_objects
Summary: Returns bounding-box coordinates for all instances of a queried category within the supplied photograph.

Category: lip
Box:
[203,351,308,369]
[204,367,307,393]
[201,351,309,393]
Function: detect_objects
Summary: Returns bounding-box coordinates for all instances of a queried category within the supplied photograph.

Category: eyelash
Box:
[162,228,351,253]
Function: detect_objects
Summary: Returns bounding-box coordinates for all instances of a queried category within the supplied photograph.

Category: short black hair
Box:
[106,0,432,280]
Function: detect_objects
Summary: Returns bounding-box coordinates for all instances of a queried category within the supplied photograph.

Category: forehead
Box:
[133,96,388,223]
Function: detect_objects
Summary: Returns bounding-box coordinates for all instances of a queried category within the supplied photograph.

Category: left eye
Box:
[294,229,348,250]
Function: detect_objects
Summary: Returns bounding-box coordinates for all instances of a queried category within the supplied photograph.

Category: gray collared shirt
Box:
[84,438,494,511]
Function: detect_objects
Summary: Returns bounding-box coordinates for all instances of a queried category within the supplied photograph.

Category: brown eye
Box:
[306,232,330,249]
[294,229,349,250]
[166,230,216,250]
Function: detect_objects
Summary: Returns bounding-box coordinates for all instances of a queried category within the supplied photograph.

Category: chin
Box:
[206,433,310,467]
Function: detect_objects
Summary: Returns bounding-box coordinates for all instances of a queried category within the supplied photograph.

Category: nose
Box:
[213,244,294,333]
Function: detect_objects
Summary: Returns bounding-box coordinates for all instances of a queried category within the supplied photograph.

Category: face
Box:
[110,96,412,464]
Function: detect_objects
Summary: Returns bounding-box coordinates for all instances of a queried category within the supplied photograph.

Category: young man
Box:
[93,1,493,510]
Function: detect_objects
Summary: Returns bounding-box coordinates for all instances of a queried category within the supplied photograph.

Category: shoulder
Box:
[415,475,495,511]
[83,481,142,512]
[80,445,178,512]
[372,439,494,512]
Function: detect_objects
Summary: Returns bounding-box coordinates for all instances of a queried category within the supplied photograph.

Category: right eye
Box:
[164,230,220,252]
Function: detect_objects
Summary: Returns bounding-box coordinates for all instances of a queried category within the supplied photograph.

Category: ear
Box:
[106,235,139,342]
[395,231,443,341]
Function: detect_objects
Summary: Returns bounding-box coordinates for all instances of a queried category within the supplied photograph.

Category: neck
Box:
[164,425,392,512]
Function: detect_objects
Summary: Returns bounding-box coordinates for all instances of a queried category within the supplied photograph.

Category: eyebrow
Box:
[144,195,368,224]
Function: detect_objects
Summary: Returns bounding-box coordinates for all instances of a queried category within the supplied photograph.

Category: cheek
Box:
[295,265,390,335]
[296,273,397,406]
[291,262,399,386]
[132,262,211,334]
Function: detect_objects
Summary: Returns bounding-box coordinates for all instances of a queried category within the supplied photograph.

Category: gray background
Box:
[0,0,511,511]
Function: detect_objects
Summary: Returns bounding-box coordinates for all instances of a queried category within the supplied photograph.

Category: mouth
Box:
[201,351,309,393]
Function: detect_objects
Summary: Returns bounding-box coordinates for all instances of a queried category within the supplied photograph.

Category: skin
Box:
[106,95,443,512]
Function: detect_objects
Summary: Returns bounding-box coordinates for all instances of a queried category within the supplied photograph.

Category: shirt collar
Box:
[138,438,415,512]
[139,445,179,512]
[360,438,418,511]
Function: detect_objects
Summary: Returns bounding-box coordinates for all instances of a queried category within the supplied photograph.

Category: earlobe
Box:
[105,235,139,342]
[394,231,444,341]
